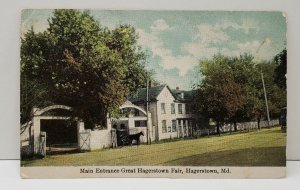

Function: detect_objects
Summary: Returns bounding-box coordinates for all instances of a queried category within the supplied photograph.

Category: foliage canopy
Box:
[194,53,286,130]
[21,10,148,128]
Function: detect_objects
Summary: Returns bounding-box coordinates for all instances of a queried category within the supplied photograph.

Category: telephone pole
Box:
[256,38,271,127]
[261,72,270,127]
[146,74,150,144]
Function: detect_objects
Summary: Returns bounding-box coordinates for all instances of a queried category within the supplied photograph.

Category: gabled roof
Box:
[128,85,176,103]
[128,84,197,103]
[171,89,197,102]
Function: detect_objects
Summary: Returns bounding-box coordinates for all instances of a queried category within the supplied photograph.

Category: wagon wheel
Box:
[121,134,130,145]
[118,133,129,145]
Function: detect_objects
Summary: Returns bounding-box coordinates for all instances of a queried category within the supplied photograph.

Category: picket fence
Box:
[194,119,279,136]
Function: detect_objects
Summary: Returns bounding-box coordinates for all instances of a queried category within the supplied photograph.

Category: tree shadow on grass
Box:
[162,146,286,166]
[21,147,81,163]
[46,147,80,156]
[254,128,284,135]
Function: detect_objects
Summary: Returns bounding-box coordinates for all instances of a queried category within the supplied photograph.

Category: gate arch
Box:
[33,105,72,116]
[119,100,147,116]
[32,105,75,155]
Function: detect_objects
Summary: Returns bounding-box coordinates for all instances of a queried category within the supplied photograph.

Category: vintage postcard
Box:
[20,10,287,178]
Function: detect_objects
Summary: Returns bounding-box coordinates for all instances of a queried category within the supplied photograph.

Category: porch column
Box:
[180,120,183,137]
[186,120,189,137]
[176,120,179,138]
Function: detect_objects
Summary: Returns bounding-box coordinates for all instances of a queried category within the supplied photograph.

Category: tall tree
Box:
[227,54,264,130]
[21,10,148,128]
[274,49,287,90]
[258,61,286,119]
[194,53,286,133]
[195,55,246,135]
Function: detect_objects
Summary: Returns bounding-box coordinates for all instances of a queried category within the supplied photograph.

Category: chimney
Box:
[149,80,154,88]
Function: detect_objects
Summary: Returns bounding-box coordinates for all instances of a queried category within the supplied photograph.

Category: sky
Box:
[21,10,286,90]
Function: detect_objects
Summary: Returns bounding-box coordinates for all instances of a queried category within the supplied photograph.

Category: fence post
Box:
[111,129,117,148]
[39,132,46,157]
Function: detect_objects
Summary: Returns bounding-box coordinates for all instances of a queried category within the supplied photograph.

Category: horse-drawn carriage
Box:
[116,129,144,146]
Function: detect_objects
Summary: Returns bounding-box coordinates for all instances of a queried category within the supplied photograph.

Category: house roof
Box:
[128,85,197,103]
[128,85,166,103]
[171,89,197,102]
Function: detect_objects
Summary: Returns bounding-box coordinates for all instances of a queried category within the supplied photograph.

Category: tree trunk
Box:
[234,122,237,132]
[217,121,221,136]
[207,126,210,138]
[257,118,261,130]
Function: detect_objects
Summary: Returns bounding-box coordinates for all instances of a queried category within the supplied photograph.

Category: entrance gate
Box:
[31,105,77,156]
[40,119,78,155]
[78,130,91,150]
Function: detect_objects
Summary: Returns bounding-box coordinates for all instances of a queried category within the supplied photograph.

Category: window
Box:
[172,120,177,132]
[168,126,171,132]
[171,103,175,114]
[135,121,141,127]
[186,104,190,114]
[178,104,183,114]
[135,120,146,127]
[120,124,126,130]
[162,120,167,133]
[161,103,166,114]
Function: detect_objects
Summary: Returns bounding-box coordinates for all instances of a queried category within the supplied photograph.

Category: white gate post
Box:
[39,131,46,157]
[32,107,41,154]
[77,121,85,149]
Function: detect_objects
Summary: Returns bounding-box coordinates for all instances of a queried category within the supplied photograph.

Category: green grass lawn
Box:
[21,126,286,167]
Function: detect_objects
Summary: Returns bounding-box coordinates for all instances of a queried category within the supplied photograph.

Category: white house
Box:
[127,85,196,141]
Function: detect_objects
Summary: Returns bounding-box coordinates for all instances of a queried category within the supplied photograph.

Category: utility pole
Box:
[146,75,149,144]
[256,38,271,128]
[261,72,270,127]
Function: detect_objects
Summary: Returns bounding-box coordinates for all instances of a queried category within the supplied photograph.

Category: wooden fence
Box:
[194,119,279,136]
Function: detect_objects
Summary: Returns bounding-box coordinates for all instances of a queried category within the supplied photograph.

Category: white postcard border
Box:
[21,166,285,179]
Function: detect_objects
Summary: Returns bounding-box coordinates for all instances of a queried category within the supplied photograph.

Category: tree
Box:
[257,61,286,119]
[21,10,148,128]
[194,53,286,133]
[225,54,258,130]
[274,49,287,90]
[195,55,246,135]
